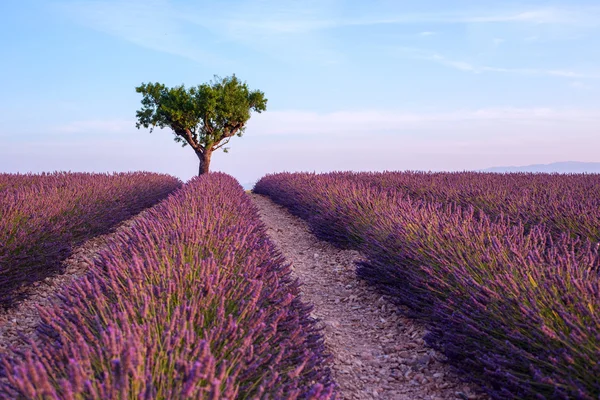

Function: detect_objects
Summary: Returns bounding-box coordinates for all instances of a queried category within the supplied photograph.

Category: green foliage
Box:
[135,75,267,153]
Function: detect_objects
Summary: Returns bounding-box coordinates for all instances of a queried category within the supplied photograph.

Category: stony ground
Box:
[251,193,487,400]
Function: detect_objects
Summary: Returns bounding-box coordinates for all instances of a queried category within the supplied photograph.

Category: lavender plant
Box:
[0,172,182,309]
[254,172,600,399]
[0,173,334,399]
[354,171,600,242]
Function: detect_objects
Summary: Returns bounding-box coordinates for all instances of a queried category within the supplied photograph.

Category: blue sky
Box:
[1,0,599,183]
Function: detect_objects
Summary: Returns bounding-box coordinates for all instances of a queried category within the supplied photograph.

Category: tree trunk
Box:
[196,150,212,176]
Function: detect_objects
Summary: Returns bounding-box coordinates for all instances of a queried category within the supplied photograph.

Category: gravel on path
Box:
[0,216,141,354]
[251,193,487,400]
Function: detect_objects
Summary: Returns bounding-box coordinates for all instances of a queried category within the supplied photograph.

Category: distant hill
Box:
[241,182,255,190]
[482,161,600,173]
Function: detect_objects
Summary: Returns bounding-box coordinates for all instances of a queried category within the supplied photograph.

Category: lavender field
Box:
[2,170,598,399]
[0,173,333,398]
[0,172,182,309]
[254,171,600,399]
[352,171,600,242]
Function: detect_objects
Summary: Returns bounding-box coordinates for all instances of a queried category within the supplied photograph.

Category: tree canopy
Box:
[135,74,267,174]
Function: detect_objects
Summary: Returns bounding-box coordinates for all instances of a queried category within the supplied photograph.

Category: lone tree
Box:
[135,74,267,175]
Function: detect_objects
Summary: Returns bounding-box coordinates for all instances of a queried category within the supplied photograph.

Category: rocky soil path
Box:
[0,216,141,354]
[251,193,487,400]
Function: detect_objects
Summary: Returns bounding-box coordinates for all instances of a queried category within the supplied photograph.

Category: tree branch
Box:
[204,115,214,135]
[223,122,243,138]
[213,137,231,151]
[184,128,201,152]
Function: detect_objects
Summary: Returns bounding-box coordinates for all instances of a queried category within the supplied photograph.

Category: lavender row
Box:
[351,171,600,243]
[0,172,182,309]
[1,173,334,399]
[254,172,600,399]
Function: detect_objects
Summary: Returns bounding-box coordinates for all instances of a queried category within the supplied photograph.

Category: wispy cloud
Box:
[59,1,600,65]
[246,107,600,136]
[180,0,345,65]
[52,119,134,134]
[570,81,592,89]
[205,5,600,33]
[465,9,573,24]
[59,0,346,65]
[55,107,600,138]
[393,7,600,26]
[392,48,600,79]
[58,0,227,65]
[177,2,600,66]
[20,105,600,183]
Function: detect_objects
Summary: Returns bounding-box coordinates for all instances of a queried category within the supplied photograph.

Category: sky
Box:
[1,0,599,184]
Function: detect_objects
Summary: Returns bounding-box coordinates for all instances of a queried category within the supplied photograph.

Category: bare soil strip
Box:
[251,194,486,400]
[0,216,141,354]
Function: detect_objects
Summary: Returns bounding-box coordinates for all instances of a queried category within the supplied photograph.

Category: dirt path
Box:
[0,217,141,354]
[251,194,486,400]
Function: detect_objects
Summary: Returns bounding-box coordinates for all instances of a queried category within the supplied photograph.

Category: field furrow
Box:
[255,172,600,399]
[0,174,333,399]
[252,193,486,400]
[0,172,182,309]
